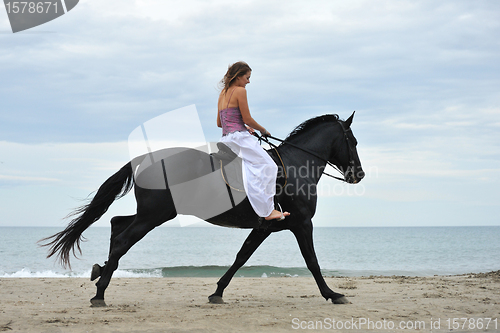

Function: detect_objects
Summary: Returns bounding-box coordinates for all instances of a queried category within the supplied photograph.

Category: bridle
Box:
[254,120,356,183]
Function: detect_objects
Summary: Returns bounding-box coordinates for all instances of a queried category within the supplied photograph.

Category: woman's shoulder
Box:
[220,86,246,97]
[233,86,247,96]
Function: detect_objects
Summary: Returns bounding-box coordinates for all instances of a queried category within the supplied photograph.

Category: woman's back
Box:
[218,87,243,111]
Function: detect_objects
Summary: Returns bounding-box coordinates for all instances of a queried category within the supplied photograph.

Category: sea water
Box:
[0,226,499,278]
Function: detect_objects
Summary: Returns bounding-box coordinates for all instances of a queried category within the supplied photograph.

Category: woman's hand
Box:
[261,129,271,137]
[246,126,256,134]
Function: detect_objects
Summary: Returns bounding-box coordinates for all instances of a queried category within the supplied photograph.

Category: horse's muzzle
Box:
[346,168,365,184]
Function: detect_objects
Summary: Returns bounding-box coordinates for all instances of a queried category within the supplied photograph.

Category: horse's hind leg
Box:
[208,228,271,304]
[91,215,136,282]
[109,215,136,254]
[90,215,164,306]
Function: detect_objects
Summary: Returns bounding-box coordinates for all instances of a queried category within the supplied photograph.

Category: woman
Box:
[217,61,290,221]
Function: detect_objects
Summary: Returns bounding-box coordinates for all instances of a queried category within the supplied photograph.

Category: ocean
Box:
[0,226,499,278]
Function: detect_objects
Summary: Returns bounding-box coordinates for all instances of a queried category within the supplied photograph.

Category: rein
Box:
[253,121,352,183]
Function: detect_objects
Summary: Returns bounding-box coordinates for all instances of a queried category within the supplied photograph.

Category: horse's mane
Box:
[283,114,340,144]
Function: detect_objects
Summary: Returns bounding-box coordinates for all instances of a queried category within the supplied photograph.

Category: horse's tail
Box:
[39,162,134,268]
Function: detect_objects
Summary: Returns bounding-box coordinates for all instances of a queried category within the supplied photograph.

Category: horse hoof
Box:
[332,296,350,304]
[90,264,102,281]
[90,299,107,307]
[208,295,225,304]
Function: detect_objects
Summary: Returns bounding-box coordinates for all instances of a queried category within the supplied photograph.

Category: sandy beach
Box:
[1,272,499,332]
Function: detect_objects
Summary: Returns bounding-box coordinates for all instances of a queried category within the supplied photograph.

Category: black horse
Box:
[41,113,364,306]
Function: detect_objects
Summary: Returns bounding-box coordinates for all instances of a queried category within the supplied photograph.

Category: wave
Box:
[0,266,447,278]
[1,266,313,278]
[155,266,442,277]
[0,268,162,278]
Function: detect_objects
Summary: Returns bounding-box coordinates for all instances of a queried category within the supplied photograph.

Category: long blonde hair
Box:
[219,61,252,94]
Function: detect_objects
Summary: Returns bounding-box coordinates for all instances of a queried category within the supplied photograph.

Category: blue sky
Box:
[0,0,499,227]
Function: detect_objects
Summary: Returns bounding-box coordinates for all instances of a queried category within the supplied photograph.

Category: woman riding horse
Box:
[217,61,290,221]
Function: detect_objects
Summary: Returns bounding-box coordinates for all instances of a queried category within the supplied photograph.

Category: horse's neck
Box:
[289,123,334,159]
[279,124,334,183]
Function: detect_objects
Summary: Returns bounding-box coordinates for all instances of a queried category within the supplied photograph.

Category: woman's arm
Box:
[236,88,269,135]
[216,95,222,128]
[217,109,222,128]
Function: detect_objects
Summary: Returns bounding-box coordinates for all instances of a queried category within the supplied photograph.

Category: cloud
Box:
[0,141,129,189]
[2,0,498,142]
[0,175,59,183]
[0,140,136,226]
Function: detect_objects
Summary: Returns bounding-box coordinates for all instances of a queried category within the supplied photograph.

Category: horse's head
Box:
[330,112,364,184]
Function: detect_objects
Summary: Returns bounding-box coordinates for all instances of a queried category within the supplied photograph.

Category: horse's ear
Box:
[345,111,355,128]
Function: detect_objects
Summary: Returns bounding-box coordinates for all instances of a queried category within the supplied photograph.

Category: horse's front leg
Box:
[208,228,271,304]
[291,221,350,304]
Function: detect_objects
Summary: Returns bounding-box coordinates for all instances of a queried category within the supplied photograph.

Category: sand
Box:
[1,272,499,332]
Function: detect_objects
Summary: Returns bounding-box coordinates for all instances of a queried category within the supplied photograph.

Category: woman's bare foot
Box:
[265,209,291,221]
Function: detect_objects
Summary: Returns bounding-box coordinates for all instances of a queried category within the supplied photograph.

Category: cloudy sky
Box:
[0,0,499,227]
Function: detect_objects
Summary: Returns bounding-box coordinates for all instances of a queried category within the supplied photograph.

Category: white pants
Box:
[220,131,277,217]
